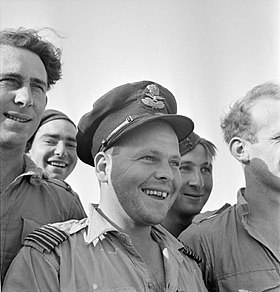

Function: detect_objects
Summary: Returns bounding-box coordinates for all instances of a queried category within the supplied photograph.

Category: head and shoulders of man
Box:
[182,81,280,234]
[0,27,62,190]
[161,132,220,237]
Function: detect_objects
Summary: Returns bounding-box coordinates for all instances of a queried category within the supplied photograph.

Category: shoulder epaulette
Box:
[192,203,231,224]
[47,178,73,192]
[24,224,70,253]
[179,240,202,264]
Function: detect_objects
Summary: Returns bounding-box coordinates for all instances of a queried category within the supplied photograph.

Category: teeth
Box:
[143,189,168,199]
[6,114,28,123]
[50,162,66,168]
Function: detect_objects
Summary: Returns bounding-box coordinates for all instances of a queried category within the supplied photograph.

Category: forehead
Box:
[35,119,77,138]
[251,98,280,133]
[0,45,47,83]
[181,144,210,163]
[117,121,180,154]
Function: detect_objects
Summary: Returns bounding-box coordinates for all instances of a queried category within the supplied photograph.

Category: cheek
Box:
[204,177,213,194]
[173,169,182,189]
[69,150,78,163]
[34,95,47,112]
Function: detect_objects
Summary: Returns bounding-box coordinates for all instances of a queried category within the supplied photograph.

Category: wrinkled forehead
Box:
[0,45,47,83]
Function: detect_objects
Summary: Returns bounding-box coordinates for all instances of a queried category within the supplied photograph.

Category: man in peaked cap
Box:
[26,109,78,181]
[3,81,207,291]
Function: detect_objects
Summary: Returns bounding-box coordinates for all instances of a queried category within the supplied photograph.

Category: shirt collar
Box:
[14,154,48,183]
[236,188,251,221]
[85,204,184,262]
[85,204,118,244]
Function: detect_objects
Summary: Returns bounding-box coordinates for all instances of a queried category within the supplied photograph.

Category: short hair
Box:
[198,138,217,162]
[220,82,280,144]
[0,27,62,89]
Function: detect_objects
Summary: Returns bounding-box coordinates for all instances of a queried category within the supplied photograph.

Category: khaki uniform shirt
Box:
[179,190,280,292]
[3,204,207,292]
[0,155,86,283]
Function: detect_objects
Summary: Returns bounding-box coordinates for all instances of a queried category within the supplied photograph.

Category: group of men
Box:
[1,27,279,291]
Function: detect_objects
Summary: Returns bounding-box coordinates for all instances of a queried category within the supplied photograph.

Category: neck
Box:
[244,158,280,224]
[161,209,193,237]
[98,195,152,243]
[0,146,25,192]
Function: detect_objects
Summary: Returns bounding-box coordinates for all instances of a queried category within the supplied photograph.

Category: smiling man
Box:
[3,81,207,291]
[26,109,78,181]
[0,28,86,285]
[179,82,280,291]
[162,132,218,237]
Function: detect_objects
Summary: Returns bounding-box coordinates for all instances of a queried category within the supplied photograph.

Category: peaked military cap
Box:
[179,132,201,156]
[77,80,194,166]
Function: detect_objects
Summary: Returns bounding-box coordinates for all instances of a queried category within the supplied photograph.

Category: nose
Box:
[188,169,204,189]
[155,162,174,182]
[14,86,33,107]
[54,141,67,157]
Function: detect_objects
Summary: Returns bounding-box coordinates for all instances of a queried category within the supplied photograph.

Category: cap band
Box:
[101,116,134,150]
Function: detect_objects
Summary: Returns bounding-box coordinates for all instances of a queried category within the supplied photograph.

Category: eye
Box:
[273,136,280,142]
[142,155,156,161]
[31,83,46,94]
[170,160,180,168]
[66,143,77,149]
[0,77,20,88]
[180,165,192,172]
[43,139,57,145]
[201,166,212,174]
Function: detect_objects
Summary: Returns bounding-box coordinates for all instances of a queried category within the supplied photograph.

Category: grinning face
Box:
[170,144,213,218]
[0,45,47,148]
[28,119,78,180]
[244,98,280,178]
[108,121,182,226]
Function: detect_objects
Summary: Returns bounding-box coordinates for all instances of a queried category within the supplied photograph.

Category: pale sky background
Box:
[1,0,279,214]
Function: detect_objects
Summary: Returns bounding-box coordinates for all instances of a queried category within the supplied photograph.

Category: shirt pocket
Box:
[21,216,44,243]
[218,268,280,292]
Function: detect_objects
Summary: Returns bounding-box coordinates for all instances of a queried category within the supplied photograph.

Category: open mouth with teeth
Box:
[48,161,68,168]
[142,189,168,199]
[4,113,30,123]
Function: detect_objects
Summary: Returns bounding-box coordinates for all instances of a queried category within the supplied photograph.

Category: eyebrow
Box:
[181,161,212,166]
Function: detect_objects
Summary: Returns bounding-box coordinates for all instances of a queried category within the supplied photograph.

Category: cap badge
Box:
[141,84,165,109]
[185,137,193,149]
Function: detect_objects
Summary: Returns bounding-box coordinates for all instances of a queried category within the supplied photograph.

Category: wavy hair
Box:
[0,27,62,89]
[220,82,280,144]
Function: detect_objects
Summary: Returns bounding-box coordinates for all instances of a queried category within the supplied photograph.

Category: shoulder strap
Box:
[24,224,69,253]
[47,178,73,192]
[192,203,231,224]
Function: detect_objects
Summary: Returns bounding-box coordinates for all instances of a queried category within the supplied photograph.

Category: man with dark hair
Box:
[3,81,207,291]
[179,81,280,291]
[162,132,219,237]
[26,109,78,181]
[0,28,86,284]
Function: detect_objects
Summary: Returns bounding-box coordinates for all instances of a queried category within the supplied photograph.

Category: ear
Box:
[229,137,250,164]
[94,152,111,183]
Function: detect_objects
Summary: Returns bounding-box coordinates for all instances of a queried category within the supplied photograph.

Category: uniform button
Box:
[147,282,153,289]
[119,235,126,241]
